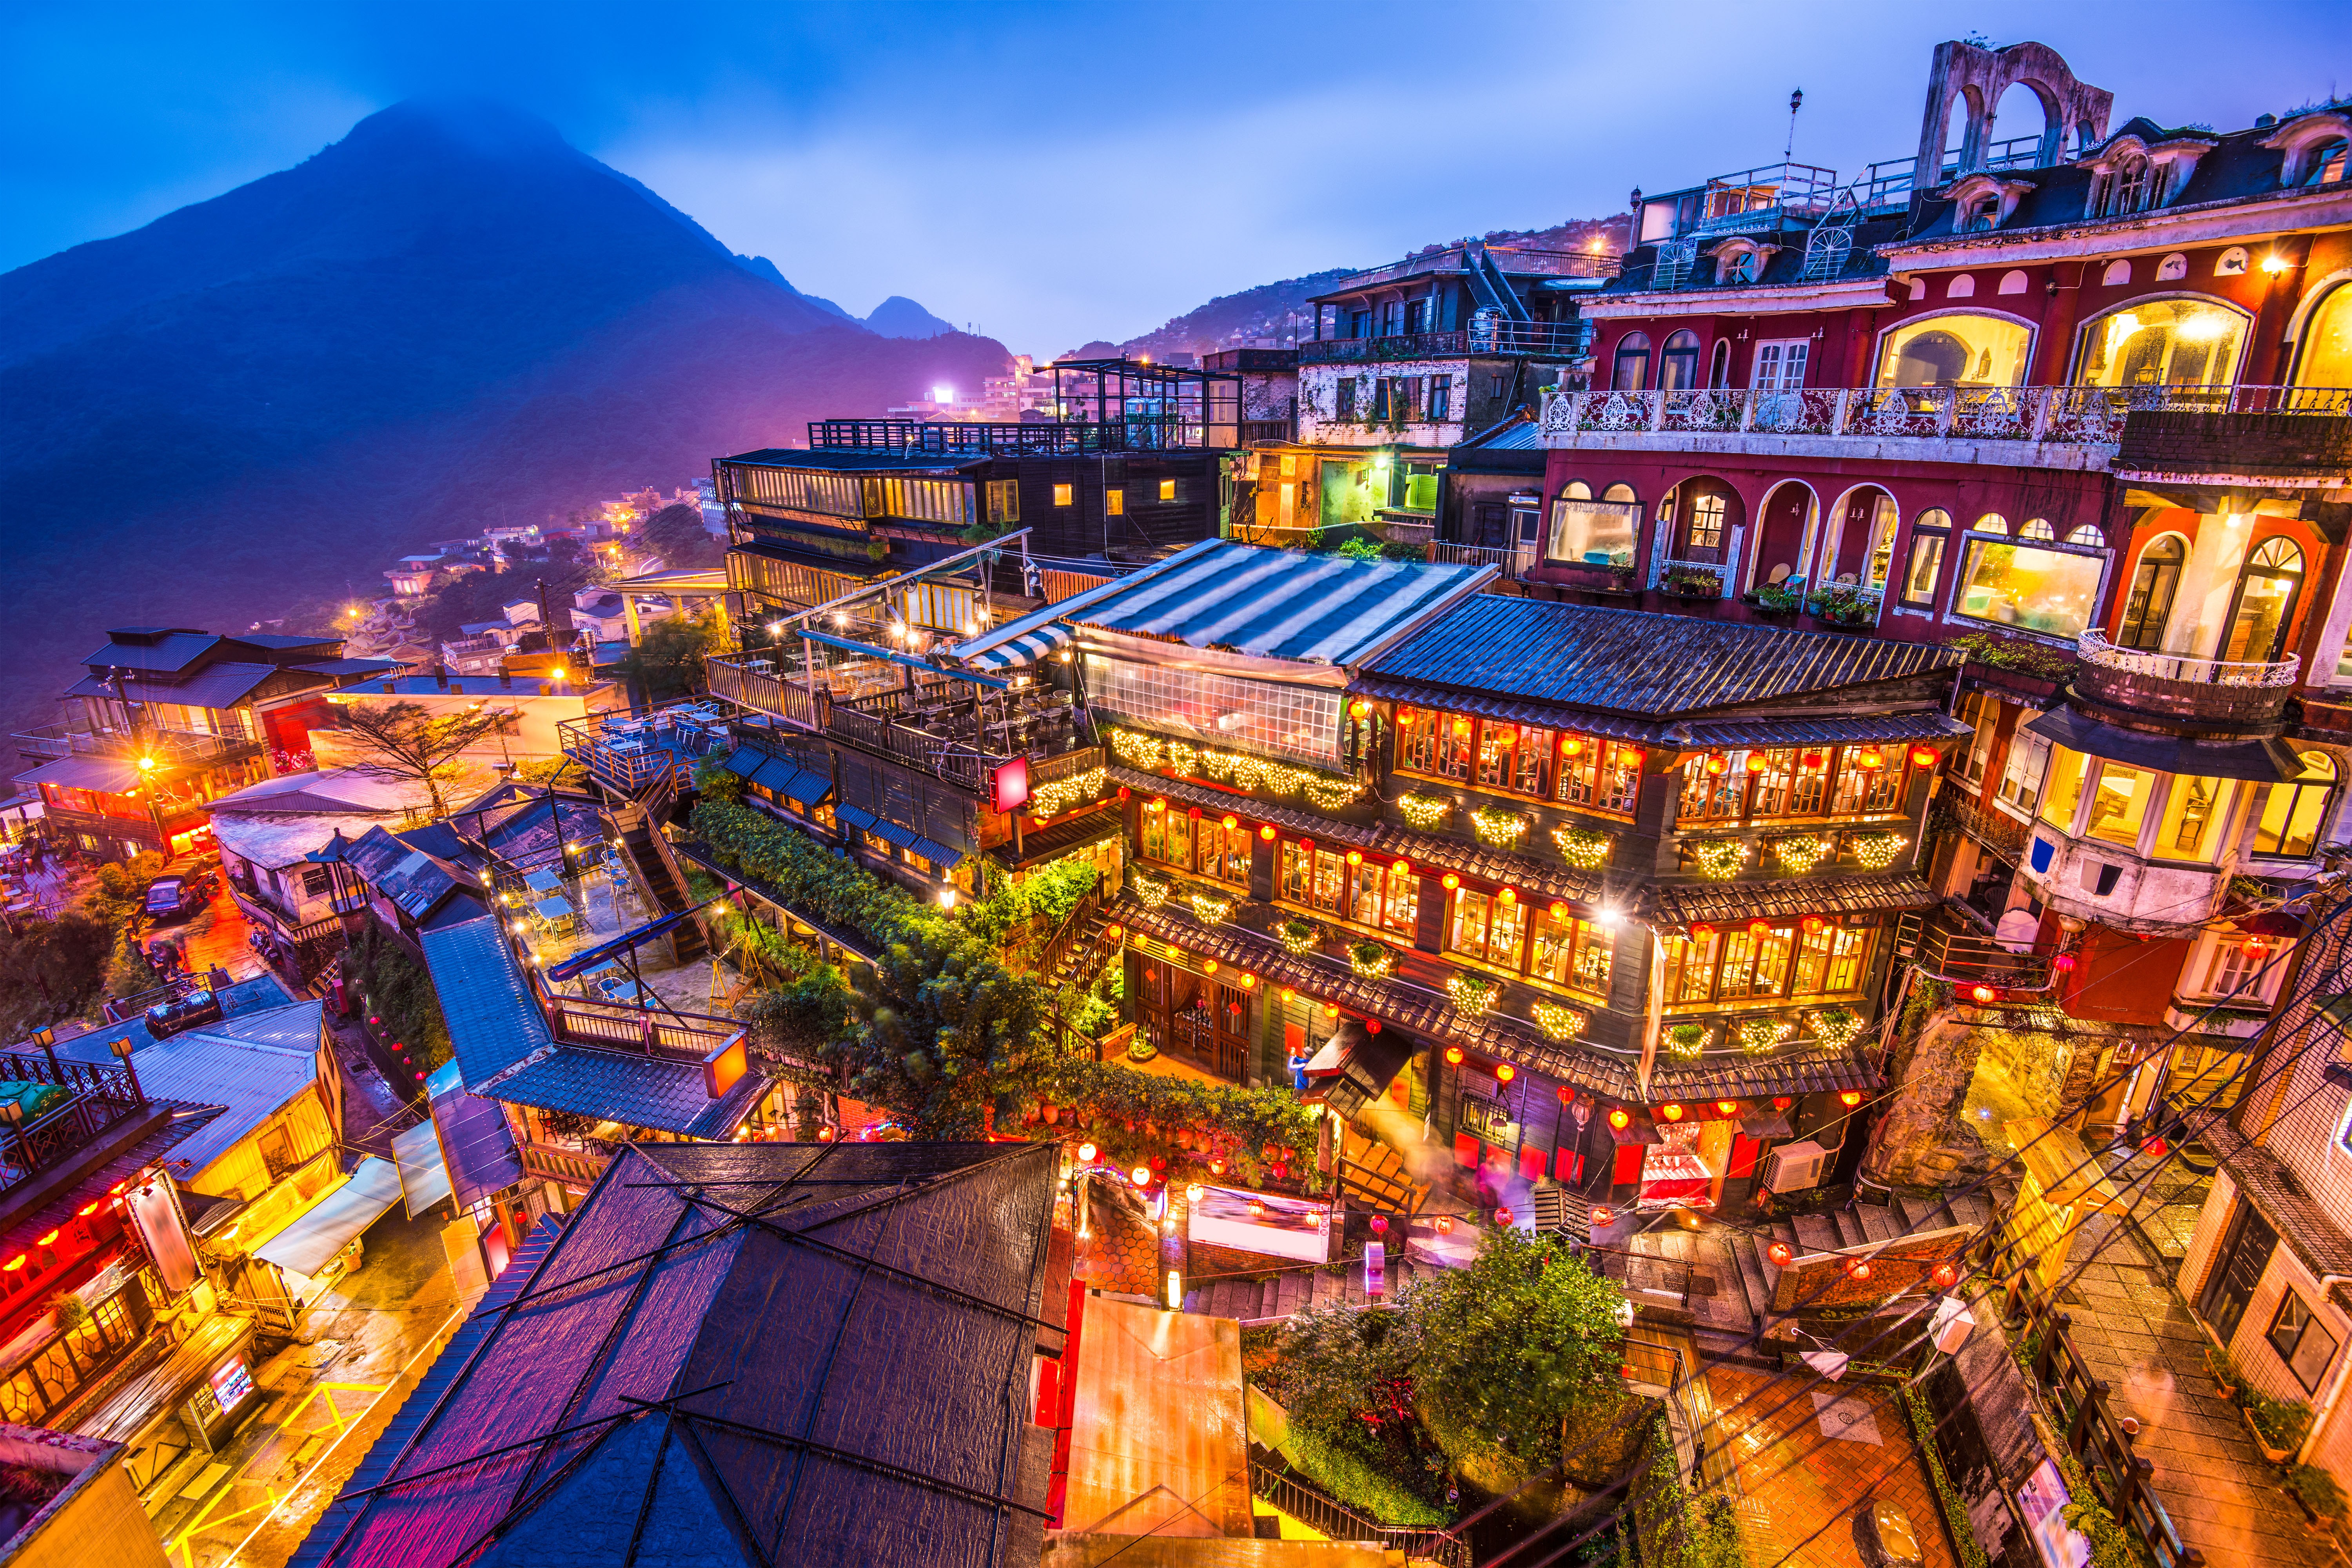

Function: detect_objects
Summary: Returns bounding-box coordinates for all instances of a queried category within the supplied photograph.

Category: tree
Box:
[639,502,722,570]
[0,911,113,1035]
[334,699,513,818]
[621,611,720,702]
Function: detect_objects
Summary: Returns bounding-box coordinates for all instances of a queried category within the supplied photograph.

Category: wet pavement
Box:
[158,1202,463,1568]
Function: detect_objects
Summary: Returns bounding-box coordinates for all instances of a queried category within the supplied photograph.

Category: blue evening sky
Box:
[4,2,2343,355]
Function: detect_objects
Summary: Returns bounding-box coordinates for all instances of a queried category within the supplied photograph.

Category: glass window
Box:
[2084,763,2155,847]
[1862,493,1900,589]
[1662,931,1720,1003]
[1531,910,1613,998]
[2020,518,2056,541]
[1200,819,1250,883]
[2256,751,2338,859]
[2200,936,2267,998]
[1718,924,1793,999]
[1749,749,1801,817]
[1613,332,1652,390]
[1158,812,1195,868]
[1158,479,1178,502]
[1679,756,1746,821]
[2224,537,2305,664]
[1511,726,1553,799]
[2040,746,2091,828]
[1792,925,1872,998]
[1475,724,1517,790]
[1053,484,1074,507]
[2000,730,2051,811]
[1450,890,1525,967]
[1560,738,1642,817]
[1397,706,1472,780]
[2067,524,2106,547]
[1829,750,1906,817]
[1547,499,1639,566]
[2076,299,2250,388]
[1602,483,1637,506]
[1383,866,1419,935]
[2305,140,2350,187]
[1680,490,1729,561]
[1953,537,2107,639]
[2117,535,2186,651]
[1661,330,1702,390]
[986,479,1020,524]
[2300,285,2352,389]
[1903,510,1952,608]
[2153,776,2237,862]
[2269,1292,2341,1393]
[1876,314,2033,388]
[1279,840,1311,903]
[1312,849,1346,913]
[1562,481,1593,501]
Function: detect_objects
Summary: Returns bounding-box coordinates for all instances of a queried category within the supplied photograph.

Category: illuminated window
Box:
[2256,751,2338,859]
[1902,508,1952,607]
[1876,314,2032,388]
[2299,285,2352,389]
[2039,746,2091,829]
[985,479,1020,524]
[1679,756,1745,821]
[1053,484,1074,507]
[2082,763,2154,846]
[1662,932,1719,1003]
[1952,528,2107,640]
[1105,489,1125,517]
[2075,300,2250,389]
[2116,535,2186,650]
[1450,889,1525,967]
[1791,924,1872,998]
[1717,924,1793,999]
[1475,724,1517,790]
[1547,496,1639,566]
[2269,1292,2340,1393]
[2152,776,2237,863]
[2224,537,2305,664]
[1613,332,1652,391]
[1158,479,1177,502]
[1559,739,1642,817]
[1397,706,1472,780]
[1530,910,1612,999]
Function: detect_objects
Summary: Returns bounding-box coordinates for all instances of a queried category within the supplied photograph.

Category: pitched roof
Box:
[342,825,471,924]
[1366,595,1960,722]
[127,1004,325,1180]
[64,662,286,710]
[483,1046,766,1139]
[419,916,554,1087]
[80,630,222,673]
[289,1142,1060,1568]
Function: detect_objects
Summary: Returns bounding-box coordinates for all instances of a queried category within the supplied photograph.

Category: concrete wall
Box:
[0,1426,167,1568]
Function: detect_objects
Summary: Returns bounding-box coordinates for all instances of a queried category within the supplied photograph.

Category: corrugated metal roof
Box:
[131,1008,324,1181]
[13,754,143,793]
[64,661,283,710]
[425,1061,522,1212]
[420,916,554,1087]
[485,1046,766,1139]
[1367,596,1962,720]
[79,631,221,673]
[723,446,989,473]
[288,1143,1058,1568]
[344,825,469,922]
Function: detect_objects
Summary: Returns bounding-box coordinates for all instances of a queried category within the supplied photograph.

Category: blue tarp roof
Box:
[419,916,553,1087]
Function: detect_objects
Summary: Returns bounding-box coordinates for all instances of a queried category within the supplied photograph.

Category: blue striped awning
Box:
[955,621,1074,672]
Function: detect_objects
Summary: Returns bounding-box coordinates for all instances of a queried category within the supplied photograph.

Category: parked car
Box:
[143,877,204,922]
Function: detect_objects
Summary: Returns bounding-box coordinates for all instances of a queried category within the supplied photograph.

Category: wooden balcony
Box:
[517,1140,608,1188]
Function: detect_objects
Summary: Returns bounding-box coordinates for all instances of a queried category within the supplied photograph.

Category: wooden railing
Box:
[0,1054,149,1200]
[543,993,743,1060]
[2027,1305,2203,1568]
[707,655,825,729]
[1247,1455,1470,1568]
[517,1140,609,1187]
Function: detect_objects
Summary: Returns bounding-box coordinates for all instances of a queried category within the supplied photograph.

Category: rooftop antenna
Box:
[1784,88,1804,162]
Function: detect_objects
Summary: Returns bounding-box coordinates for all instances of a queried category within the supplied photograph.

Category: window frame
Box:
[1901,507,1953,608]
[1613,332,1653,392]
[1750,338,1811,392]
[2268,1290,2341,1394]
[2254,751,2339,861]
[2069,294,2255,390]
[1948,527,2112,642]
[1872,308,2038,390]
[2116,532,2188,651]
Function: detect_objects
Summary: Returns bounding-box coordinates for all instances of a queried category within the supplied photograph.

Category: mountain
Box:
[865,295,959,339]
[730,253,857,322]
[1112,216,1626,360]
[0,98,1011,731]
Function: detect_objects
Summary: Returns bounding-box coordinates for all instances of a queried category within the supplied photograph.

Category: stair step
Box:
[1956,1192,1994,1230]
[1276,1272,1309,1319]
[1830,1210,1872,1249]
[1731,1234,1775,1318]
[1309,1269,1338,1313]
[1856,1204,1903,1245]
[1896,1193,1938,1230]
[1791,1214,1840,1254]
[1751,1234,1784,1297]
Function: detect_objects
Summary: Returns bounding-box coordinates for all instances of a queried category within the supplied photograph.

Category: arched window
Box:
[2109,155,2152,214]
[1709,339,1732,388]
[1953,512,2107,640]
[2297,285,2352,389]
[1901,508,1953,608]
[1975,514,2010,535]
[1562,480,1593,501]
[2066,524,2107,548]
[2256,751,2339,860]
[1613,332,1653,391]
[2224,537,2306,664]
[2075,299,2251,389]
[2116,534,2185,650]
[2020,518,2057,541]
[1876,314,2033,388]
[2303,139,2349,187]
[1602,483,1637,505]
[1660,331,1702,390]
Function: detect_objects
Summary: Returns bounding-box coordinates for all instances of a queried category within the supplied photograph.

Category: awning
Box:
[2023,706,2303,783]
[749,755,802,795]
[1301,1019,1414,1121]
[428,1062,524,1210]
[777,769,833,806]
[13,754,144,793]
[956,622,1074,672]
[393,1118,453,1217]
[256,1158,403,1277]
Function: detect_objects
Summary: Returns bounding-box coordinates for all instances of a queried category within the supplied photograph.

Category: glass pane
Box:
[1954,540,2105,639]
[1877,314,2033,387]
[2153,777,2237,863]
[2256,781,2332,858]
[2224,572,2299,663]
[2041,747,2090,829]
[2076,300,2249,388]
[2085,764,2154,847]
[1902,534,1946,605]
[1548,501,1639,566]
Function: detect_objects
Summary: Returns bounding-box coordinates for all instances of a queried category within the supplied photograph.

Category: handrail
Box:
[1246,1456,1471,1568]
[2076,630,2299,688]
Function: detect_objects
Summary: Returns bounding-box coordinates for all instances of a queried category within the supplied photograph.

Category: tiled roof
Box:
[64,661,285,710]
[1111,766,1603,903]
[483,1045,767,1139]
[2184,1107,2352,1295]
[419,916,554,1087]
[1649,874,1936,926]
[1365,595,1960,721]
[78,630,221,673]
[1650,1050,1880,1100]
[0,1104,220,1257]
[984,808,1121,869]
[1667,713,1973,748]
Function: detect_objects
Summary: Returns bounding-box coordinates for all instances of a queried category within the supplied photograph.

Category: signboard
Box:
[2018,1459,2091,1568]
[208,1356,256,1412]
[1363,1240,1385,1300]
[128,1179,199,1296]
[992,755,1030,815]
[1187,1184,1329,1263]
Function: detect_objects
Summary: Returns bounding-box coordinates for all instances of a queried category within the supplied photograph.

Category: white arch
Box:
[2065,290,2256,386]
[1746,478,1825,594]
[1817,481,1902,591]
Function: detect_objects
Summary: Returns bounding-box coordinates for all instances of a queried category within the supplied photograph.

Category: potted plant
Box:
[1664,566,1722,600]
[1752,581,1803,618]
[2205,1343,2239,1401]
[1277,917,1321,955]
[2287,1463,2346,1530]
[2243,1390,2313,1465]
[1347,939,1394,978]
[1813,586,1877,631]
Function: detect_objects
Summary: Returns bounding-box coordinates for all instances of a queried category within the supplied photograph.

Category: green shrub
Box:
[345,924,453,1071]
[1283,1425,1452,1527]
[0,910,114,1033]
[2245,1390,2314,1452]
[2290,1463,2347,1518]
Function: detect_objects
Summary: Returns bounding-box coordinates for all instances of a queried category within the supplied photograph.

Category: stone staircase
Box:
[1183,1251,1437,1323]
[1719,1187,2004,1325]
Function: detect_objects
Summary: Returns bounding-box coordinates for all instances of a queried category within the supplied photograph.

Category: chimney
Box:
[434,663,449,691]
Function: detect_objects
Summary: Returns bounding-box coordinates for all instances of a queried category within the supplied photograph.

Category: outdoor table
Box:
[533,895,573,922]
[524,867,564,896]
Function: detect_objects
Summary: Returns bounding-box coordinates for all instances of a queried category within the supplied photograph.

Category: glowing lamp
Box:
[1351,700,1371,719]
[1590,1205,1614,1227]
[1931,1262,1960,1289]
[1131,1165,1153,1188]
[1839,1090,1864,1108]
[35,1230,56,1247]
[1748,918,1772,936]
[1802,915,1827,934]
[1688,921,1716,941]
[1222,815,1238,830]
[1299,838,1314,853]
[77,1201,101,1217]
[1346,849,1363,866]
[1441,874,1460,891]
[1772,1096,1793,1111]
[1210,1160,1225,1175]
[1857,748,1886,771]
[1550,900,1569,918]
[1148,797,1165,813]
[1106,924,1123,939]
[1909,747,1940,769]
[1970,984,1998,1004]
[1557,1085,1576,1105]
[2140,1135,2169,1160]
[1434,1215,1455,1234]
[1452,718,1472,736]
[1443,1045,1465,1065]
[1497,887,1516,904]
[1370,1213,1388,1233]
[1745,752,1768,773]
[1608,1107,1631,1131]
[1563,737,1585,758]
[1240,973,1257,989]
[1259,824,1277,840]
[1187,805,1201,820]
[1365,1020,1381,1033]
[1801,750,1826,770]
[1715,1100,1739,1117]
[1846,1258,1873,1281]
[1767,1240,1795,1268]
[1248,1200,1265,1218]
[1078,1141,1098,1163]
[1659,1103,1684,1122]
[0,1257,21,1273]
[1704,753,1729,776]
[1117,787,1131,801]
[1496,1064,1516,1084]
[1495,1207,1514,1225]
[1203,960,1218,975]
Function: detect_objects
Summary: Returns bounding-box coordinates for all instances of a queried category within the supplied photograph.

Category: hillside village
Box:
[3,34,2352,1568]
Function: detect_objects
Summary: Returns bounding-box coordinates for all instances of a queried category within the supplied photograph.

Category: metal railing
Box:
[1238,417,1296,444]
[2028,1305,2204,1568]
[1893,909,2056,991]
[1424,540,1536,581]
[13,723,258,766]
[2076,631,2299,689]
[1692,160,1840,228]
[517,1139,609,1187]
[1299,330,1468,365]
[0,1054,149,1201]
[707,655,823,729]
[1328,244,1617,294]
[809,417,1222,454]
[542,993,745,1062]
[1247,1457,1470,1568]
[1544,384,2352,447]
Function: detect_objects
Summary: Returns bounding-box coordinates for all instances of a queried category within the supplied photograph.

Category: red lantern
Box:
[1257,823,1276,841]
[1705,753,1729,776]
[1441,873,1460,891]
[1689,921,1716,941]
[1802,915,1827,934]
[1590,1205,1614,1227]
[1394,859,1411,876]
[1370,1214,1389,1233]
[1715,1100,1740,1117]
[1659,1103,1685,1122]
[1495,1207,1514,1226]
[1772,1096,1793,1111]
[1222,814,1238,830]
[1149,1155,1167,1171]
[2141,1135,2170,1160]
[1116,786,1131,801]
[1495,1063,1516,1083]
[1607,1107,1632,1131]
[1436,1215,1454,1233]
[1801,750,1826,770]
[1910,746,1940,769]
[1857,748,1886,771]
[1932,1261,1960,1289]
[1365,1019,1380,1033]
[1346,849,1363,866]
[1557,1085,1577,1105]
[1187,805,1201,820]
[1444,1045,1465,1065]
[1272,1163,1288,1180]
[1748,918,1772,937]
[1210,1159,1225,1176]
[1970,984,1998,1004]
[1767,1240,1795,1268]
[1846,1258,1873,1281]
[1562,736,1584,757]
[1839,1090,1864,1108]
[1745,753,1768,773]
[2053,953,2077,972]
[1131,1165,1153,1187]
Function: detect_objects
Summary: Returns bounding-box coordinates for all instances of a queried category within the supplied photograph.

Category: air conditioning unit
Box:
[1761,1140,1830,1194]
